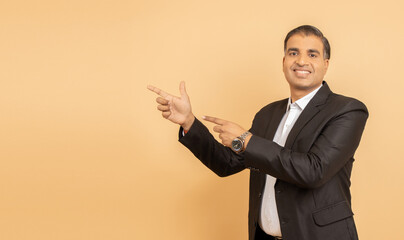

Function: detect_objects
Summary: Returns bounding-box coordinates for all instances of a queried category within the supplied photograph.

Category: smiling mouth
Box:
[294,69,311,74]
[293,69,311,78]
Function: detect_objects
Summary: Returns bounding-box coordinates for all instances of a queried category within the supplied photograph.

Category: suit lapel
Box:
[284,82,332,148]
[264,99,288,140]
[255,100,287,188]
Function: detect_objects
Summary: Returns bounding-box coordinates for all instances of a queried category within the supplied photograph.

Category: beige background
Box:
[1,0,403,239]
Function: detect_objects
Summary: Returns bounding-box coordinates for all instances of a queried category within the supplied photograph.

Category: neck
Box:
[289,84,322,103]
[290,89,308,103]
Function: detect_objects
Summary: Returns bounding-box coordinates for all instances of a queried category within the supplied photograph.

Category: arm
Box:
[245,100,368,189]
[179,118,246,177]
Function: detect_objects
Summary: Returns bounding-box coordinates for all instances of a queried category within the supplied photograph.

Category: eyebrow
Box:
[287,48,299,52]
[308,49,321,54]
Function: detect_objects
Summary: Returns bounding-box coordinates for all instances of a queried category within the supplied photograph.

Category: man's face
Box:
[283,34,329,99]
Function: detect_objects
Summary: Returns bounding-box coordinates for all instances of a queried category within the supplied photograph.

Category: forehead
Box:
[286,34,324,53]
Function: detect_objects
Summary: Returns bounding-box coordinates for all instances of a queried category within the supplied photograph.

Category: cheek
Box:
[319,64,328,73]
[283,61,291,72]
[314,64,328,78]
[283,65,291,77]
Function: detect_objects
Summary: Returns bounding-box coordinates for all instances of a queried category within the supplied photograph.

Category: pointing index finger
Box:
[147,85,170,98]
[203,115,226,125]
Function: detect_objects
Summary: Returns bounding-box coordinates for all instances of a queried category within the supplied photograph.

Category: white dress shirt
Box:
[259,85,322,237]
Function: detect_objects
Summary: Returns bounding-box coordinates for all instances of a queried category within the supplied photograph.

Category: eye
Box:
[289,52,298,56]
[309,53,317,58]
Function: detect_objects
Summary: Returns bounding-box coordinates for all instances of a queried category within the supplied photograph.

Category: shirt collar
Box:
[287,84,323,111]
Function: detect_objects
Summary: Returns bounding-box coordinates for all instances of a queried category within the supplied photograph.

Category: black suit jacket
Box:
[179,82,368,240]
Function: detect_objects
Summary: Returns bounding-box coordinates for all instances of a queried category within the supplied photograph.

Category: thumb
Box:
[179,81,188,98]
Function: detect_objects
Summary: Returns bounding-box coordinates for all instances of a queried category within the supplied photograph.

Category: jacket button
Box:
[276,190,282,194]
[258,192,262,198]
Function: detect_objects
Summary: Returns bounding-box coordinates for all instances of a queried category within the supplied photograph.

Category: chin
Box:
[290,79,312,87]
[292,82,318,92]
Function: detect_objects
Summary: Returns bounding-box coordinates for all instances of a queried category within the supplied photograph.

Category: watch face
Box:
[232,139,243,151]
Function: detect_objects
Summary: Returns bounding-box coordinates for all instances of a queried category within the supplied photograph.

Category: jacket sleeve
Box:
[179,118,246,177]
[244,99,368,189]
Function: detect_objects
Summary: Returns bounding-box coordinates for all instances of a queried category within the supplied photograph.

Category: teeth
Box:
[296,70,310,73]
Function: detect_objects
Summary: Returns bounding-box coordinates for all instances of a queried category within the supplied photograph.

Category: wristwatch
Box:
[231,131,252,153]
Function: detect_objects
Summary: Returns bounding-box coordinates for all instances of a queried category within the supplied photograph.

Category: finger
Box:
[220,138,231,147]
[179,81,188,98]
[147,85,170,98]
[213,125,222,133]
[202,115,226,125]
[218,134,230,146]
[162,111,171,119]
[157,105,170,111]
[156,97,169,105]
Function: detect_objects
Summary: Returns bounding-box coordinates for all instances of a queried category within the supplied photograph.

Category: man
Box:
[148,25,368,240]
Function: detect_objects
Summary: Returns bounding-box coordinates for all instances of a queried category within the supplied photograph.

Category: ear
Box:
[324,58,329,71]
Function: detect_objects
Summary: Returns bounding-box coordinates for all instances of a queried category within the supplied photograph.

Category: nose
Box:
[296,54,309,66]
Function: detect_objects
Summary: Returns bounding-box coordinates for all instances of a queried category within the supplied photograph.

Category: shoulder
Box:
[326,93,368,115]
[255,98,288,116]
[249,98,288,133]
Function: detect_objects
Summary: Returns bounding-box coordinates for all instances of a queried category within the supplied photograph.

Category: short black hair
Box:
[284,25,331,60]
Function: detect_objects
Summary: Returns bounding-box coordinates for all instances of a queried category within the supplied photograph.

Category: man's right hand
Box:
[147,81,195,131]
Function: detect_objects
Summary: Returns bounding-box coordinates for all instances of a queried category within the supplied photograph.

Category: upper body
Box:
[179,81,368,240]
[148,25,368,240]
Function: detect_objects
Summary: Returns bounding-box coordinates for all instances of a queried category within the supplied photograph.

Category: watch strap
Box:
[239,131,252,141]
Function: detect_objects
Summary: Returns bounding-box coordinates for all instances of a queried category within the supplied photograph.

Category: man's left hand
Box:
[202,116,247,147]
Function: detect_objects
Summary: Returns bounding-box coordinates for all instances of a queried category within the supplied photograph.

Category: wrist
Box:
[181,114,195,131]
[231,131,252,153]
[243,134,252,151]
